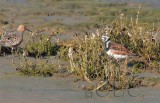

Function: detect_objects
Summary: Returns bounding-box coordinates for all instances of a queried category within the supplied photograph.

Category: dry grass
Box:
[67,9,160,90]
[12,56,56,77]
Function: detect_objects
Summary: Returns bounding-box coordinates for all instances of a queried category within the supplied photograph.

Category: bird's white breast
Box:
[106,49,128,59]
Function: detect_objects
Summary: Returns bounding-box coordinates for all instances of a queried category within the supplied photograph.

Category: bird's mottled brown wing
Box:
[1,31,22,47]
[109,42,129,53]
[110,49,129,55]
[0,39,7,45]
[109,42,137,56]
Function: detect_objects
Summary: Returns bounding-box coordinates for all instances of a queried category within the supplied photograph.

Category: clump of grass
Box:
[149,61,160,73]
[68,32,105,82]
[12,27,67,76]
[24,34,60,57]
[68,8,160,90]
[13,57,56,77]
[107,9,160,62]
[58,45,69,60]
[67,30,141,90]
[56,39,76,61]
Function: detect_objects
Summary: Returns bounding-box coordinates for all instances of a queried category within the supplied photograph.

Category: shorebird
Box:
[0,25,31,53]
[101,35,138,61]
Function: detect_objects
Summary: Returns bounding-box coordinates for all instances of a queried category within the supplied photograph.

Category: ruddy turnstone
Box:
[102,35,137,60]
[0,25,31,53]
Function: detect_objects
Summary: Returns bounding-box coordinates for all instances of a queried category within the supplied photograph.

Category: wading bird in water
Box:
[0,25,31,53]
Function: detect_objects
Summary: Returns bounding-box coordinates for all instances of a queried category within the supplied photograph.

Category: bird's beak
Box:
[26,28,32,32]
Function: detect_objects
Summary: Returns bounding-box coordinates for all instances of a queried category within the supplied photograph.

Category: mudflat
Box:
[1,0,160,103]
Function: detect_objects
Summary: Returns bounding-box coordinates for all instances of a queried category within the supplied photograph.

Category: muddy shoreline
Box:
[0,55,160,103]
[1,0,160,103]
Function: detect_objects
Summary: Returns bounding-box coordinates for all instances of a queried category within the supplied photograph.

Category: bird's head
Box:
[101,35,110,42]
[17,25,32,32]
[17,25,26,32]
